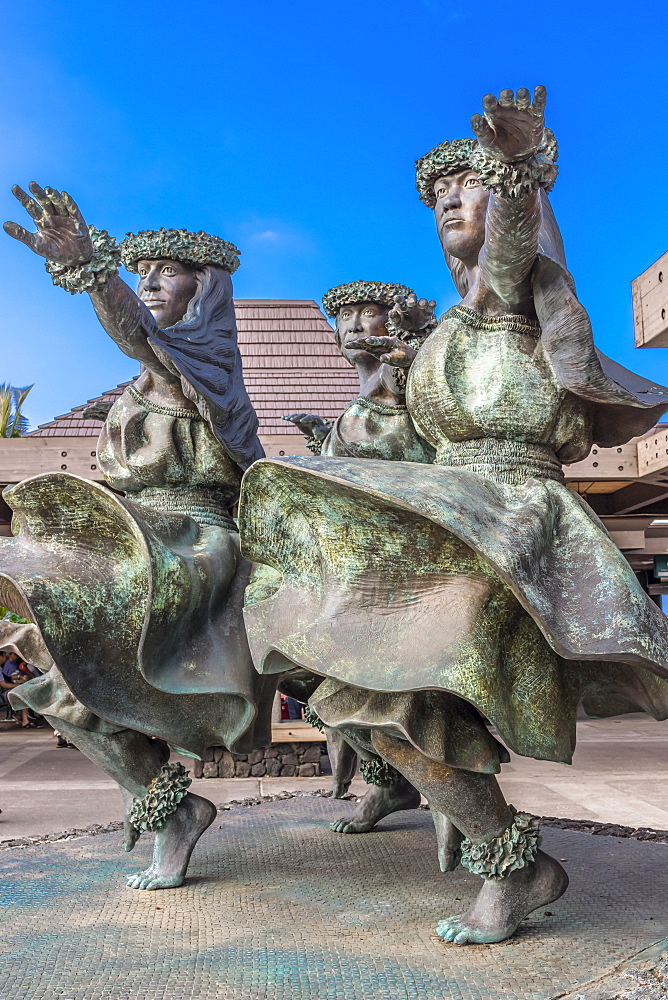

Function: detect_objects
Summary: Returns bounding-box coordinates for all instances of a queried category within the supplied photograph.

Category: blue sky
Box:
[1,0,667,428]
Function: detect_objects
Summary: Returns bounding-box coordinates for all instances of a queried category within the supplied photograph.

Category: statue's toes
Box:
[436,916,463,941]
[127,868,154,890]
[329,819,349,833]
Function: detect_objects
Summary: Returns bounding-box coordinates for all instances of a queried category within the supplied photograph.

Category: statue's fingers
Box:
[12,185,43,221]
[429,300,437,310]
[3,221,38,249]
[516,88,531,109]
[61,191,86,226]
[481,94,498,113]
[471,114,494,141]
[28,182,56,214]
[499,89,514,107]
[418,298,428,309]
[533,85,547,114]
[44,187,68,216]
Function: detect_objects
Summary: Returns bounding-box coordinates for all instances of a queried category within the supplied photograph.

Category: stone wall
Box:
[193,742,323,779]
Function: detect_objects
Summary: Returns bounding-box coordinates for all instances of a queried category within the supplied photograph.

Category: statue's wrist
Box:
[46,226,121,294]
[471,129,559,198]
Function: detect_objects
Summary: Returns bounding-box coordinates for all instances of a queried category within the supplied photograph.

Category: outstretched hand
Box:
[388,293,437,335]
[346,336,417,369]
[283,413,332,441]
[471,86,547,163]
[4,183,94,264]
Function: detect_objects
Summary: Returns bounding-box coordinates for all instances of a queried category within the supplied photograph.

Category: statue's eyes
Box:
[464,176,480,188]
[162,266,176,276]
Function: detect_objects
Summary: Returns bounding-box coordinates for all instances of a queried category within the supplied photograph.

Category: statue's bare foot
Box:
[329,781,421,834]
[436,850,568,945]
[126,792,216,891]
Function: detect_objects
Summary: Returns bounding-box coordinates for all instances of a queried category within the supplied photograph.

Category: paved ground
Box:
[1,797,667,1000]
[1,713,668,841]
[2,716,668,998]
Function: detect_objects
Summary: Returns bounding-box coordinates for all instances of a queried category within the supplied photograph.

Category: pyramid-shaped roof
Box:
[28,300,359,438]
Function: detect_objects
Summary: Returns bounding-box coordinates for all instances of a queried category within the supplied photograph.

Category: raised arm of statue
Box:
[3,183,171,376]
[470,87,557,311]
[88,271,173,375]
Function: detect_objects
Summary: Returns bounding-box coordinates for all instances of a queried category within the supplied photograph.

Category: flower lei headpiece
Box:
[120,228,241,274]
[415,139,478,207]
[322,280,414,319]
[415,132,558,207]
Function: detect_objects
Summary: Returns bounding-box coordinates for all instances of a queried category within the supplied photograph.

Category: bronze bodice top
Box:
[406,306,593,476]
[98,369,242,514]
[321,396,434,464]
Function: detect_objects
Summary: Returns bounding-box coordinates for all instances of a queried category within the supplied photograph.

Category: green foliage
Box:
[0,383,32,437]
[0,606,29,624]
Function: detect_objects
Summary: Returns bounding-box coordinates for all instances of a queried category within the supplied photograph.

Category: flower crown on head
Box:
[322,280,414,319]
[119,228,241,274]
[414,139,478,208]
[415,131,558,207]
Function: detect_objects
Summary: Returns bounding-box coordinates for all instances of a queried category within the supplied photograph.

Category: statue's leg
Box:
[325,728,358,798]
[371,730,568,944]
[432,809,464,873]
[43,716,216,891]
[327,728,422,835]
[117,784,141,852]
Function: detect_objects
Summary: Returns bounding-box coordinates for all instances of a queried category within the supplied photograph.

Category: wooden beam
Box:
[564,441,638,480]
[633,250,668,348]
[271,722,323,743]
[259,434,312,458]
[0,436,102,483]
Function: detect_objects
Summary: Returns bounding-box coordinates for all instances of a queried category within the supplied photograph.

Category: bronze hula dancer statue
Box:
[240,87,668,944]
[284,280,439,840]
[0,186,276,890]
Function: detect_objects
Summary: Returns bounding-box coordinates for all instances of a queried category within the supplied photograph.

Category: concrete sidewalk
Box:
[1,712,667,841]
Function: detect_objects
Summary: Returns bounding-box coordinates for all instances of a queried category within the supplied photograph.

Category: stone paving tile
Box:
[0,798,667,1000]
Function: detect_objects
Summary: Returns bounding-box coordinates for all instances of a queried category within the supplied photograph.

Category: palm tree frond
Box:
[0,382,33,437]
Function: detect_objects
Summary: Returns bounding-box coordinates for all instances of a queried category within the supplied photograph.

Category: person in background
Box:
[0,649,28,726]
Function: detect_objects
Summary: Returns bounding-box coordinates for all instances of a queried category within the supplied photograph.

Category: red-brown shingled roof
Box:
[27,300,359,438]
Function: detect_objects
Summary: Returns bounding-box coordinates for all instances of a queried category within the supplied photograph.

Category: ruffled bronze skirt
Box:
[0,472,276,756]
[240,456,668,770]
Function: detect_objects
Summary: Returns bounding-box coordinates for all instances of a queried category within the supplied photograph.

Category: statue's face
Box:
[433,169,489,263]
[336,301,389,364]
[136,259,199,328]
